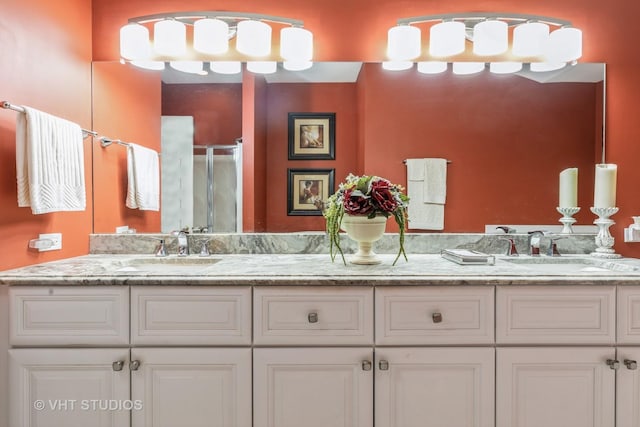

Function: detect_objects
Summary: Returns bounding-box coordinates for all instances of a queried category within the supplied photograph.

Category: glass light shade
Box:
[154,20,186,56]
[473,20,508,55]
[387,25,421,60]
[452,62,485,75]
[120,23,150,60]
[489,62,522,74]
[382,61,414,71]
[247,61,277,74]
[236,20,272,57]
[429,21,466,57]
[283,61,313,71]
[530,62,566,72]
[209,61,241,74]
[417,61,447,74]
[130,61,165,71]
[170,61,204,74]
[194,18,229,54]
[545,27,582,63]
[280,27,313,61]
[512,22,549,57]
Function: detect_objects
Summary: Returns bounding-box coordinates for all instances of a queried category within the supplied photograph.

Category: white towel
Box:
[126,143,159,211]
[405,158,447,230]
[424,158,447,204]
[406,158,426,181]
[16,106,86,214]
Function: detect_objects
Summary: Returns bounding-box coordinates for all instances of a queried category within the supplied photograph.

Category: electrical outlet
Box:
[39,233,62,251]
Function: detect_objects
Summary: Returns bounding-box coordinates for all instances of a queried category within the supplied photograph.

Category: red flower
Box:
[370,180,399,213]
[343,189,374,215]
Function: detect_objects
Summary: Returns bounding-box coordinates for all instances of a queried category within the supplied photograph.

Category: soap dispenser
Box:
[624,216,640,242]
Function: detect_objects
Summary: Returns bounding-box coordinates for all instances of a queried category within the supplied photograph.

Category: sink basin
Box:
[500,256,639,274]
[114,256,221,274]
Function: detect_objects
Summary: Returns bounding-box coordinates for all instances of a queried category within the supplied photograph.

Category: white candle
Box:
[559,168,578,208]
[593,163,617,208]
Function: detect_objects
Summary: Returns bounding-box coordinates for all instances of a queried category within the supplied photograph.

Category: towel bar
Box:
[403,159,452,164]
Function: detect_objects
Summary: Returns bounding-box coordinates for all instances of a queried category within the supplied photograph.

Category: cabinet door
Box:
[375,347,494,427]
[9,348,130,427]
[616,347,640,427]
[496,347,615,427]
[130,348,251,427]
[254,347,373,427]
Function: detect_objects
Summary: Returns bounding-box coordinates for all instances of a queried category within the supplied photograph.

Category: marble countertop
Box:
[2,254,640,286]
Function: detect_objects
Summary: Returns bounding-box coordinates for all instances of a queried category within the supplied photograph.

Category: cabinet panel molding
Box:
[10,286,129,346]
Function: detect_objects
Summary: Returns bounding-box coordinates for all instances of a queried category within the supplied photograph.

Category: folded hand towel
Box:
[423,158,447,204]
[16,106,86,214]
[126,143,159,211]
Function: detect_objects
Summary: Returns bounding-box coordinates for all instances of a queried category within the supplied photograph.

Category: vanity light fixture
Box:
[119,11,313,75]
[385,13,582,75]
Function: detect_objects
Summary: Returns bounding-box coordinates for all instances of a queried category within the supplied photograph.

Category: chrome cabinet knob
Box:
[606,359,620,370]
[130,360,141,371]
[432,312,443,323]
[379,360,389,371]
[362,360,372,371]
[625,359,638,370]
[308,312,318,323]
[112,360,125,371]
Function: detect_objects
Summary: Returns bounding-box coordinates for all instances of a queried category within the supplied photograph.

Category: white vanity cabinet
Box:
[252,286,374,427]
[375,286,495,427]
[495,285,619,427]
[8,285,252,427]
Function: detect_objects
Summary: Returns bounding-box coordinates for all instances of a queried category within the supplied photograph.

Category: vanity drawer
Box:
[10,286,129,346]
[131,286,251,346]
[617,286,640,344]
[253,286,373,345]
[375,286,494,345]
[496,286,616,344]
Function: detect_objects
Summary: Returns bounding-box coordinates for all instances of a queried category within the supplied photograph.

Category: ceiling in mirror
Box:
[160,61,603,85]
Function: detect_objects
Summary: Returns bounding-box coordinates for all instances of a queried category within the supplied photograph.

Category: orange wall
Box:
[162,83,242,147]
[92,62,162,233]
[0,0,92,270]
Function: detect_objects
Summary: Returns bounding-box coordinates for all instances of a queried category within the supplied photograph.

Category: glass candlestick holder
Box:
[557,207,580,234]
[590,207,621,258]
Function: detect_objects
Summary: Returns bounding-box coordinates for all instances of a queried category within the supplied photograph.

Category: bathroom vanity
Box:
[3,248,640,427]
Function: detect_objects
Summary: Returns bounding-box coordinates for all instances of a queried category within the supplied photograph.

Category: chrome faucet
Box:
[177,231,189,256]
[527,231,546,256]
[499,237,519,256]
[155,239,168,257]
[547,236,566,257]
[199,239,213,257]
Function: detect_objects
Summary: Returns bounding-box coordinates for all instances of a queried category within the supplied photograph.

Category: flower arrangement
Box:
[323,173,409,265]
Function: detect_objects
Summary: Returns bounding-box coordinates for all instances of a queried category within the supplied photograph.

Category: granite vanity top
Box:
[2,254,640,286]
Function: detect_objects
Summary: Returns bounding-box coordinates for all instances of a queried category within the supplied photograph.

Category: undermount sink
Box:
[114,256,221,273]
[499,256,639,274]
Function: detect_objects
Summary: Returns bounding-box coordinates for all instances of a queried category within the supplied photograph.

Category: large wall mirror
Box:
[91,61,605,234]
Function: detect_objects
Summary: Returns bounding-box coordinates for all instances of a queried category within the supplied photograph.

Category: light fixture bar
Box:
[396,12,571,28]
[128,11,304,27]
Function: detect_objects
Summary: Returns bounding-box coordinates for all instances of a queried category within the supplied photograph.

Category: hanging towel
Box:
[423,158,447,204]
[405,158,447,230]
[16,106,86,214]
[126,143,160,211]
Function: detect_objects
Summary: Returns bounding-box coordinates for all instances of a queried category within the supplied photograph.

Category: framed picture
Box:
[288,112,336,160]
[287,168,335,216]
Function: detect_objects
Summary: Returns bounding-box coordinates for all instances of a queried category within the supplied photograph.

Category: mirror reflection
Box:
[91,62,605,234]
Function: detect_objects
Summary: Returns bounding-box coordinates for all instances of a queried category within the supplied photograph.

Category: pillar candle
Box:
[559,168,578,207]
[593,163,617,208]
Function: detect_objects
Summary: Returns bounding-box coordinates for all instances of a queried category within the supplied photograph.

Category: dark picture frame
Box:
[288,112,336,160]
[287,168,335,216]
